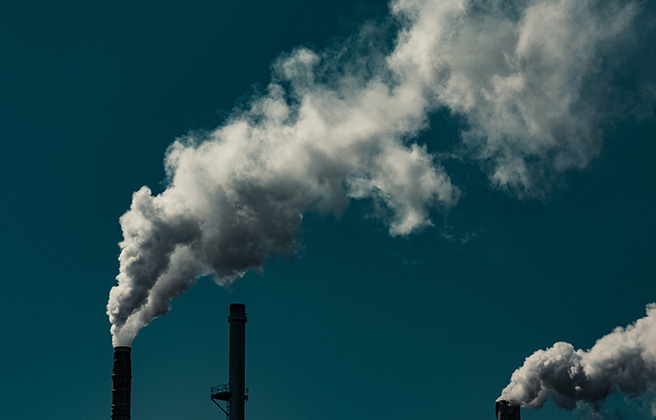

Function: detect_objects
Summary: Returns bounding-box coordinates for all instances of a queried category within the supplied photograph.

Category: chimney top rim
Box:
[114,346,131,352]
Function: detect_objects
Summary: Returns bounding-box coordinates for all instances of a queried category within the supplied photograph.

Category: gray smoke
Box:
[499,305,656,415]
[107,0,640,346]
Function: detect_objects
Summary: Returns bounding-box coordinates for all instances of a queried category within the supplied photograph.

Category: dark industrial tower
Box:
[496,400,520,420]
[112,346,132,420]
[211,303,248,420]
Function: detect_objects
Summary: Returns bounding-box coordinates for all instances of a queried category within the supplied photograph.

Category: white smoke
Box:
[107,0,640,346]
[391,0,637,192]
[499,304,656,414]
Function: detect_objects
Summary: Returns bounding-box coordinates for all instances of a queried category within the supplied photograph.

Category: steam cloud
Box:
[107,0,640,346]
[499,304,656,414]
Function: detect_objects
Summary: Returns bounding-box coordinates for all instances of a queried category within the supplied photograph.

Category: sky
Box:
[1,0,655,419]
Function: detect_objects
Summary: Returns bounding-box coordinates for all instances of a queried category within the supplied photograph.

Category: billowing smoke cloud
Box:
[499,304,656,414]
[108,0,640,346]
[392,0,638,192]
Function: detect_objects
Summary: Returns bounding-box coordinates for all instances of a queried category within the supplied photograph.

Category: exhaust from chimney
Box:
[112,346,132,420]
[496,400,520,420]
[106,0,642,352]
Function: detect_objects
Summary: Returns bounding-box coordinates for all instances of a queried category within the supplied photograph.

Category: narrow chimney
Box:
[112,346,132,420]
[229,303,247,420]
[496,401,520,420]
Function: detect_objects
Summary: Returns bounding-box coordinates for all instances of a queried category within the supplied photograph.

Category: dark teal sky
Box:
[1,1,654,419]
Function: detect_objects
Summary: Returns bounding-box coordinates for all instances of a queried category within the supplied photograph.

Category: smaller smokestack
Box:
[496,400,520,420]
[112,346,132,420]
[229,303,247,420]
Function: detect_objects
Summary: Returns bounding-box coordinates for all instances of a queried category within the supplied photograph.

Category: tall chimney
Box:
[112,346,132,420]
[496,400,520,420]
[229,303,247,420]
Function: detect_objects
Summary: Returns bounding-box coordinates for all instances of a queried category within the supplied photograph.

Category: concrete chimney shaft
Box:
[112,346,132,420]
[496,401,520,420]
[229,303,247,420]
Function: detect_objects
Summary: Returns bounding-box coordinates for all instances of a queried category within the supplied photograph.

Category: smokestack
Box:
[112,346,132,420]
[229,303,247,420]
[496,401,520,420]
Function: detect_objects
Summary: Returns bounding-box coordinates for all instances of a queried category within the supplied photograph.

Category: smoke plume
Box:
[499,304,656,414]
[107,0,640,346]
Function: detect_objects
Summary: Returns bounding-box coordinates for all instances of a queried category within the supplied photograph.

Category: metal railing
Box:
[211,384,230,396]
[210,384,249,399]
